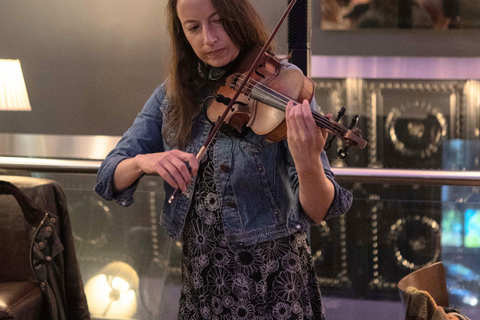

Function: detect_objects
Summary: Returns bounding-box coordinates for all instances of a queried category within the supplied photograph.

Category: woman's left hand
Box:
[285,99,331,171]
[285,99,335,223]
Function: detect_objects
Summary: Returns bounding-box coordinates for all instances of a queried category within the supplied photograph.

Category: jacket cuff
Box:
[94,155,142,207]
[324,175,353,220]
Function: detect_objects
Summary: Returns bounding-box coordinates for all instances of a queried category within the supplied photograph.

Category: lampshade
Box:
[84,261,139,318]
[0,59,32,111]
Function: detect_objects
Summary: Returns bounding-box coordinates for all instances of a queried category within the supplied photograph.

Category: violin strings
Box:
[241,78,290,111]
[237,75,291,109]
[242,77,346,137]
[240,75,360,143]
[234,74,347,137]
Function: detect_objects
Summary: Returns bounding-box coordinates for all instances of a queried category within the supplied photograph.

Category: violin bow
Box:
[168,0,299,203]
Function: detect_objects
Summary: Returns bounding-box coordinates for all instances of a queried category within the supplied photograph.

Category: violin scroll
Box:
[335,115,366,159]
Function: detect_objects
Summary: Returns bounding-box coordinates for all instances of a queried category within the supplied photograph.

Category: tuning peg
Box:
[337,114,360,159]
[324,107,346,151]
[349,115,359,129]
[338,148,348,159]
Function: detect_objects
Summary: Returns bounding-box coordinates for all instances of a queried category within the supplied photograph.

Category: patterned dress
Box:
[178,140,325,320]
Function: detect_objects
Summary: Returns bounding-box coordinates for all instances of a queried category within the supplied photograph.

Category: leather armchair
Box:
[398,261,449,308]
[0,176,90,320]
[398,262,471,320]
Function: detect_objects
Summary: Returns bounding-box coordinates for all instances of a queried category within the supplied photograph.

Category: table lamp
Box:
[84,261,139,319]
[0,59,31,111]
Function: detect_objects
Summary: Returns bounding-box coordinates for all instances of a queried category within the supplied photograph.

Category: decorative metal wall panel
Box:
[313,79,369,168]
[313,78,476,170]
[313,79,345,116]
[310,215,352,292]
[463,80,480,140]
[367,185,442,294]
[310,77,480,302]
[364,80,465,169]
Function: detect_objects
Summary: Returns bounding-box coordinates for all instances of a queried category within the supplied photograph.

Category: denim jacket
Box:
[95,75,353,247]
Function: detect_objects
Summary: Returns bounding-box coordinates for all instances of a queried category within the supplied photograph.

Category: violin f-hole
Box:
[214,93,232,106]
[255,67,266,79]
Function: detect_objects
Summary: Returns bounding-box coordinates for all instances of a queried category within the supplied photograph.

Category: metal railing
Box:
[1,156,480,186]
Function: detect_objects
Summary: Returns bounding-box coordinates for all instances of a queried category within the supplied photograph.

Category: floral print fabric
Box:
[178,141,325,320]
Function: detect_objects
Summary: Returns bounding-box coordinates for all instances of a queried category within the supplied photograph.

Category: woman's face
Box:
[176,0,240,67]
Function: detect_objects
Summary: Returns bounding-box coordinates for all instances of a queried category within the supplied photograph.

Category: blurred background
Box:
[1,0,479,319]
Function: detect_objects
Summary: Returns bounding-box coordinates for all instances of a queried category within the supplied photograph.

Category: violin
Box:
[206,48,368,154]
[168,0,366,203]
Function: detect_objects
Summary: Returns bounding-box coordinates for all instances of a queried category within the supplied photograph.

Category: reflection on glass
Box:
[441,209,463,247]
[321,0,480,30]
[440,183,480,313]
[465,208,480,248]
[441,207,480,249]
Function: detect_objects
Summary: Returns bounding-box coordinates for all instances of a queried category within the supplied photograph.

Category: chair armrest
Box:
[0,282,45,320]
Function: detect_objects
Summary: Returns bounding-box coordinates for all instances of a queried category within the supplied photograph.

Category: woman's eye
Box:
[187,25,199,32]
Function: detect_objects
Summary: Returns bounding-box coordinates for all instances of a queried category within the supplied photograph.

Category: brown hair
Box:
[165,0,271,149]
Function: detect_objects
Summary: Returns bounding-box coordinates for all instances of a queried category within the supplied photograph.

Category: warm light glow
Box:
[111,276,130,293]
[84,261,139,318]
[0,59,31,111]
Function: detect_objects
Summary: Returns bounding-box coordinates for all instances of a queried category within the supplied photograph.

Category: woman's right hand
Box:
[134,150,199,192]
[113,150,199,193]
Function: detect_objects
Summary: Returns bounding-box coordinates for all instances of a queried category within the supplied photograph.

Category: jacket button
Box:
[38,242,45,248]
[257,165,264,172]
[296,224,301,229]
[45,256,52,262]
[220,164,230,173]
[226,201,237,208]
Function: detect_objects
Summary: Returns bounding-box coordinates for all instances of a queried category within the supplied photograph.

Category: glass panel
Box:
[2,171,479,319]
[312,181,480,319]
[1,171,179,320]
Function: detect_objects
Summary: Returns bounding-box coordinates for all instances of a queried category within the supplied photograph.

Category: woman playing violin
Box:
[95,0,353,318]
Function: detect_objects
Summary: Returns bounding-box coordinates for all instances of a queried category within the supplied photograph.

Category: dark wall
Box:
[0,0,289,136]
[0,0,169,136]
[1,0,479,136]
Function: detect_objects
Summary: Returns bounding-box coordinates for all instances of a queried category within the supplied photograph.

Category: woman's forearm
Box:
[113,157,144,193]
[297,158,335,224]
